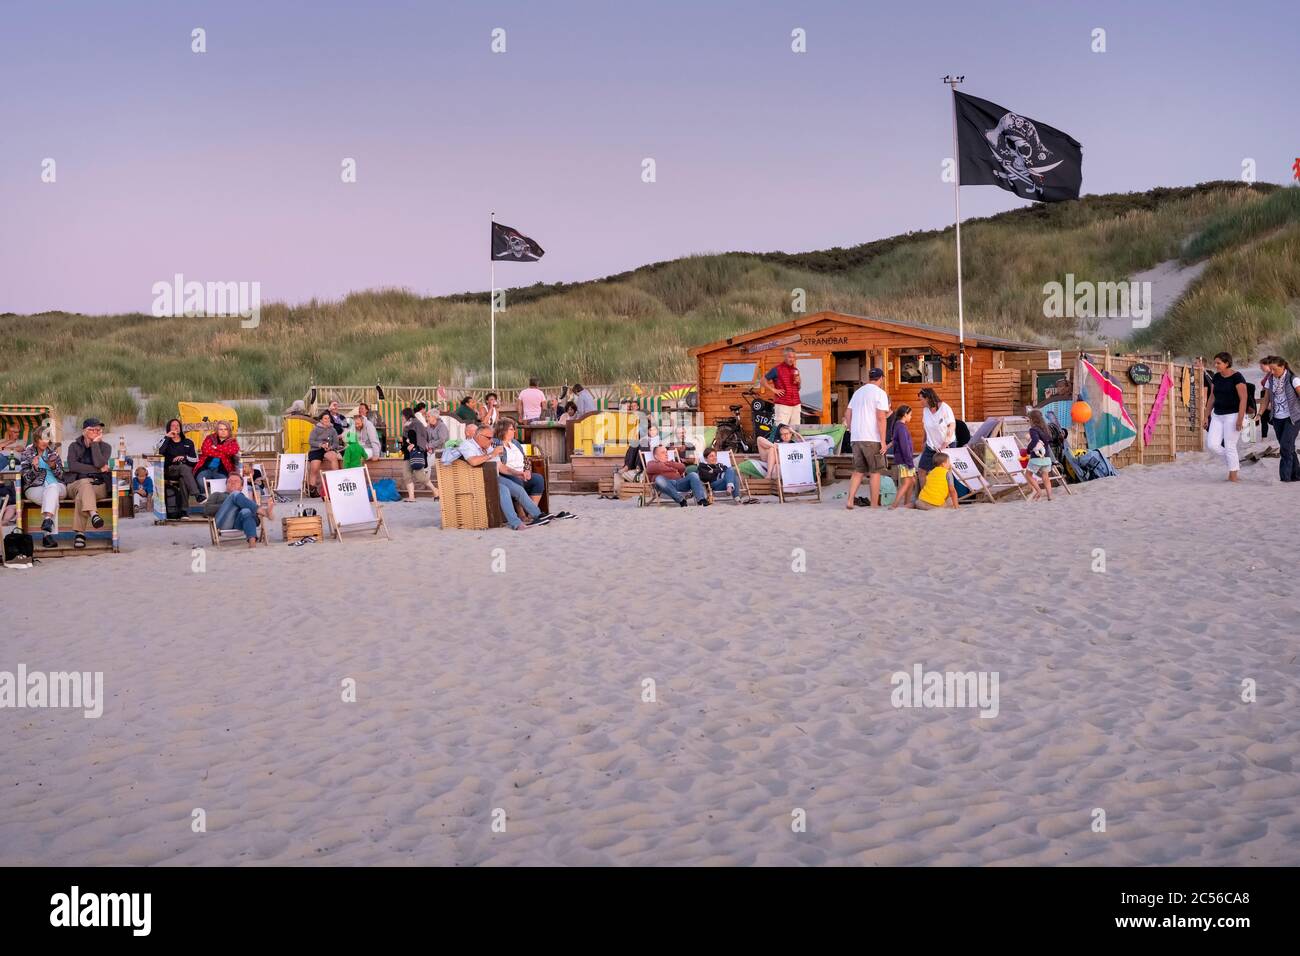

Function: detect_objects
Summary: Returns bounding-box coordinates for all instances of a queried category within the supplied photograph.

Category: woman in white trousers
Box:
[1200,353,1248,482]
[19,431,68,548]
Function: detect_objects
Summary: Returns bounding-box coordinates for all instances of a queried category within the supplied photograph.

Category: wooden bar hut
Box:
[689,311,1040,448]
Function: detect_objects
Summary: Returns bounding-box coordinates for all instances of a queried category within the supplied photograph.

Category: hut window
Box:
[718,361,759,384]
[898,350,943,385]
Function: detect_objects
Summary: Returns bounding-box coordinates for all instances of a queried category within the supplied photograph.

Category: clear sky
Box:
[1,0,1295,314]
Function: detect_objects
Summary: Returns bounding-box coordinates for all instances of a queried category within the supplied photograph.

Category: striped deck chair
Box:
[985,435,1065,499]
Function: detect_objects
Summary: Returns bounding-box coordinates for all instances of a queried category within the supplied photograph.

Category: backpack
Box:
[1074,449,1117,480]
[5,528,35,562]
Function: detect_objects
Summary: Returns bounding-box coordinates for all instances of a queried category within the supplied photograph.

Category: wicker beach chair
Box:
[434,459,506,530]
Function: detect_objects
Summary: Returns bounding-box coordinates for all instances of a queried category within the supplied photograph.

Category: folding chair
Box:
[774,441,822,503]
[639,448,682,507]
[709,449,752,504]
[980,436,1034,501]
[322,466,390,543]
[1002,434,1073,496]
[272,452,307,502]
[939,446,998,503]
[207,481,268,546]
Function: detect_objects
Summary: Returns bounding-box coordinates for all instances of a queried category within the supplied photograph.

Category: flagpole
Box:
[490,211,496,390]
[944,75,967,419]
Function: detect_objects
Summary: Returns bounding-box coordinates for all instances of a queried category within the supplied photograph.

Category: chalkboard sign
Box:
[1128,363,1153,385]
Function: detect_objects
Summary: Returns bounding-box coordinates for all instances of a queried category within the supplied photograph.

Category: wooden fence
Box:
[997,349,1204,468]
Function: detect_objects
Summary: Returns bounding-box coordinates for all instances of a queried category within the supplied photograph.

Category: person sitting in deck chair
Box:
[697,447,754,504]
[19,430,66,550]
[195,420,240,485]
[64,418,113,550]
[157,418,204,506]
[756,422,805,479]
[209,472,263,548]
[646,444,708,507]
[446,425,549,531]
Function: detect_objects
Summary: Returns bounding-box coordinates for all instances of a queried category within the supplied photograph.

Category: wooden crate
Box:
[282,514,323,542]
[981,368,1021,418]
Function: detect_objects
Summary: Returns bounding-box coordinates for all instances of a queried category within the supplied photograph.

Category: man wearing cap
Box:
[64,418,113,549]
[845,369,891,509]
[764,347,803,429]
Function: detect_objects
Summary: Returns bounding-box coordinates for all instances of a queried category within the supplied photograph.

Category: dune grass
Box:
[2,181,1292,416]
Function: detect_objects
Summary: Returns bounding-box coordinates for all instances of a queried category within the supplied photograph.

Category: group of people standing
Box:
[1200,352,1300,483]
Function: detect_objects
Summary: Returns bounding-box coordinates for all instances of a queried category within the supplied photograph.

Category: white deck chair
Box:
[775,441,821,503]
[711,449,751,503]
[273,452,307,501]
[940,446,996,503]
[639,448,682,506]
[207,480,268,546]
[322,466,390,543]
[981,436,1033,501]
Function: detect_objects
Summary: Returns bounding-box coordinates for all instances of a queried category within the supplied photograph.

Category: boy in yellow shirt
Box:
[916,452,958,510]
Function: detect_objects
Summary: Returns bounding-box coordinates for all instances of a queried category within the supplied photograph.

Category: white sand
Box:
[2,450,1298,866]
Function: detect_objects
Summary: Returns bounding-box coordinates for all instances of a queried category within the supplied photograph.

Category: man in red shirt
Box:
[645,445,708,507]
[764,347,802,428]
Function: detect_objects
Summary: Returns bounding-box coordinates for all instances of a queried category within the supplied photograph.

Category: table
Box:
[521,422,567,464]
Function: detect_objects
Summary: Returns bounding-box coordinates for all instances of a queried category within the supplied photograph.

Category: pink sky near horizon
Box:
[1,0,1295,316]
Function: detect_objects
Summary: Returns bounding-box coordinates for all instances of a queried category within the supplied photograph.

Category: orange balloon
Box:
[1071,400,1093,424]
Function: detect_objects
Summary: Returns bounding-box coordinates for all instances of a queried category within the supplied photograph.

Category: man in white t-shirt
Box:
[918,387,956,479]
[844,368,890,509]
[518,378,547,421]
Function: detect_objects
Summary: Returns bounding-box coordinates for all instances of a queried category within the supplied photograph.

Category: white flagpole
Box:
[490,212,496,390]
[944,75,967,419]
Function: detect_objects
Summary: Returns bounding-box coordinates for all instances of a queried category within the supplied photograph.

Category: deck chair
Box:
[208,483,269,547]
[1006,434,1074,496]
[272,453,307,501]
[981,436,1034,501]
[639,448,683,507]
[321,466,390,543]
[203,477,227,495]
[940,446,997,503]
[774,441,822,503]
[709,449,751,504]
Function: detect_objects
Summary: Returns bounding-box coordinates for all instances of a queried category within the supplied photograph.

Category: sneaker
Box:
[42,534,58,549]
[678,500,688,508]
[90,513,105,529]
[195,494,207,504]
[699,499,710,507]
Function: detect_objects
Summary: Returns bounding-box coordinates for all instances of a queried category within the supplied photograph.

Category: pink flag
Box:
[1143,372,1173,446]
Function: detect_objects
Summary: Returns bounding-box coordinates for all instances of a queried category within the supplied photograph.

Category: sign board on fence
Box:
[1048,350,1062,370]
[778,441,815,490]
[324,467,373,526]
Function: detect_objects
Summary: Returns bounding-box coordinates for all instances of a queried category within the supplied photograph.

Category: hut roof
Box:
[688,311,1042,358]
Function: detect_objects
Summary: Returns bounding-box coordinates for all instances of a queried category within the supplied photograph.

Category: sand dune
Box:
[2,451,1297,866]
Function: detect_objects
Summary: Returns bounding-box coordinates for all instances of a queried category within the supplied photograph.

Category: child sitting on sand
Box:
[916,451,958,510]
[131,466,154,513]
[889,404,917,509]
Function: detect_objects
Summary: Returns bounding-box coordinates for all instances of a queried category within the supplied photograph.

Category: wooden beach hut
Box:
[689,311,1040,450]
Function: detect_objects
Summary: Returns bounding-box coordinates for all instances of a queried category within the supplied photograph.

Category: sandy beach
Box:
[3,450,1298,867]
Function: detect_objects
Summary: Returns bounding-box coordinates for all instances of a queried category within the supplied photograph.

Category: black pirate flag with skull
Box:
[491,221,546,262]
[954,91,1082,203]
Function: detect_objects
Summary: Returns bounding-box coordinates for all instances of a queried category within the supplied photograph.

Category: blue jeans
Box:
[706,466,740,499]
[499,476,541,529]
[655,473,707,503]
[1276,415,1300,481]
[215,491,260,540]
[195,462,228,488]
[503,472,544,497]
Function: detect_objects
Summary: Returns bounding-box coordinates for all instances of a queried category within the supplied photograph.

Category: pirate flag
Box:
[955,91,1082,203]
[491,221,545,262]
